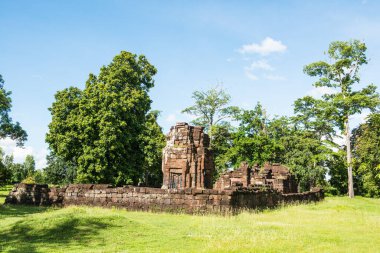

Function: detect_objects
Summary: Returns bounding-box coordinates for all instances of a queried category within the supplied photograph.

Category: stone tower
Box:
[162,122,214,189]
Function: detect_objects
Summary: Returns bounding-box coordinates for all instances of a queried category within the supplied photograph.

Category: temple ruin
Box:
[162,122,297,193]
[214,162,298,193]
[5,122,323,214]
[161,122,214,189]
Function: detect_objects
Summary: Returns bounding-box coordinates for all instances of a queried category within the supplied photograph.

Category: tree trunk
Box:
[345,117,354,198]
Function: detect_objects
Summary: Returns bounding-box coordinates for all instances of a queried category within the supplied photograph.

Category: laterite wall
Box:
[5,184,324,214]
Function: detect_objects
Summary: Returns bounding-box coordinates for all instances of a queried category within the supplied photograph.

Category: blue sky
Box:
[1,0,380,168]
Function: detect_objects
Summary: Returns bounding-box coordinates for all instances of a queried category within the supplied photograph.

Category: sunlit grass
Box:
[0,185,12,204]
[0,197,379,252]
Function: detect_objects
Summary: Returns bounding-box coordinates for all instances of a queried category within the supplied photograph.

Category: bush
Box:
[21,176,36,184]
[324,185,339,197]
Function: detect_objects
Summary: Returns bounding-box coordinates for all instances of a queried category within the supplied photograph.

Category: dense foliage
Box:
[46,51,163,186]
[43,152,77,185]
[301,40,380,197]
[1,40,379,196]
[0,75,27,145]
[139,111,166,187]
[0,151,37,185]
[352,113,380,197]
[182,87,239,134]
[183,41,379,194]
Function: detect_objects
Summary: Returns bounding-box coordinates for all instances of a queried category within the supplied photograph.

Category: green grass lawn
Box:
[0,197,379,253]
[0,185,13,204]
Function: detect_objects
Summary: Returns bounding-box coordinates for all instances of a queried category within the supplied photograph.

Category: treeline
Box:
[0,53,166,187]
[0,152,40,185]
[197,100,380,196]
[182,40,380,197]
[0,40,379,197]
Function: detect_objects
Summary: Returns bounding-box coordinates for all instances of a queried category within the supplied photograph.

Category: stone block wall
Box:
[5,184,324,215]
[62,184,233,214]
[214,162,251,190]
[231,188,324,210]
[214,162,298,194]
[5,183,51,206]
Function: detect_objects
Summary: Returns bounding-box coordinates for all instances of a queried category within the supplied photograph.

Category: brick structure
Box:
[214,162,298,193]
[251,163,298,193]
[214,162,251,190]
[161,122,214,189]
[5,183,324,214]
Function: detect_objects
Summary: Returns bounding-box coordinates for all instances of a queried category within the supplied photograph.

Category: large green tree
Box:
[139,111,166,187]
[182,87,239,177]
[280,129,331,191]
[227,103,277,167]
[0,74,27,145]
[302,40,380,198]
[352,112,380,197]
[0,148,11,185]
[46,51,158,185]
[182,86,239,135]
[209,123,234,177]
[43,152,77,185]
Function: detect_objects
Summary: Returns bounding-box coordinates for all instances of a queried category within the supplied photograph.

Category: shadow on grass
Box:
[0,205,49,217]
[0,206,115,253]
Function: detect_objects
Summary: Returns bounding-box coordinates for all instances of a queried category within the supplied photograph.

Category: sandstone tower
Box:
[162,122,214,189]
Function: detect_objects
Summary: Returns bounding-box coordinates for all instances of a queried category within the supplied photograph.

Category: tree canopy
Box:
[352,112,380,197]
[182,86,239,133]
[46,51,160,185]
[0,74,27,145]
[301,40,380,197]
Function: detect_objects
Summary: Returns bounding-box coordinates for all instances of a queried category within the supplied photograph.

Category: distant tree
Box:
[182,86,239,136]
[209,123,234,174]
[10,163,27,183]
[0,74,27,145]
[3,154,28,183]
[46,51,157,185]
[0,148,11,185]
[33,170,45,184]
[302,40,380,198]
[23,155,36,176]
[227,103,277,167]
[352,112,380,197]
[293,96,336,141]
[326,150,348,195]
[280,129,331,191]
[43,152,77,185]
[182,87,240,177]
[139,111,166,187]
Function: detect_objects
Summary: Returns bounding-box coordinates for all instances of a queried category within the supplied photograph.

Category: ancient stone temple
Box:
[252,163,298,193]
[161,122,214,189]
[214,162,298,193]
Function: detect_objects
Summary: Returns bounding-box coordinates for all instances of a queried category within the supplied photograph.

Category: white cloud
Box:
[264,74,286,81]
[239,37,287,55]
[307,86,337,98]
[0,138,47,169]
[244,68,258,81]
[244,60,286,81]
[249,60,274,71]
